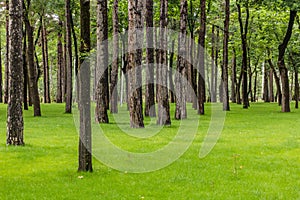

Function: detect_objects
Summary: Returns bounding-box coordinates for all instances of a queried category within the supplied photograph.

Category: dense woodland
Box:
[1,0,299,171]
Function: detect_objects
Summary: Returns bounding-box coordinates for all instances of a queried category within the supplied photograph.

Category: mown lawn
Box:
[0,103,299,199]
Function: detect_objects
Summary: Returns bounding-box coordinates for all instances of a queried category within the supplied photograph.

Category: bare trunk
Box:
[78,0,93,172]
[65,0,73,112]
[231,48,237,103]
[95,0,109,123]
[56,20,63,103]
[23,27,28,110]
[168,40,175,104]
[110,0,119,114]
[222,0,230,111]
[7,0,24,145]
[0,28,3,103]
[4,0,9,104]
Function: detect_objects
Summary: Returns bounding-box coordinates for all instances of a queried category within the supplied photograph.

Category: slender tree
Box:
[175,0,188,119]
[95,0,109,123]
[23,25,28,110]
[237,0,250,109]
[0,29,3,103]
[7,0,24,145]
[145,0,156,117]
[24,0,41,116]
[277,10,297,112]
[4,0,9,104]
[222,0,230,111]
[231,48,237,103]
[198,0,206,115]
[110,0,119,113]
[157,0,171,125]
[56,20,63,103]
[65,0,73,113]
[78,0,92,172]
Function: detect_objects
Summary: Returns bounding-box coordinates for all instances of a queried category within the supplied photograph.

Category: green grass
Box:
[0,103,300,199]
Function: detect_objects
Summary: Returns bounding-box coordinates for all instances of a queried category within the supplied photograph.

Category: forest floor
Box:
[0,103,299,199]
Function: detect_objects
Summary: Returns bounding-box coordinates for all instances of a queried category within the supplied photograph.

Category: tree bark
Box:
[145,0,156,117]
[222,0,230,111]
[95,0,109,123]
[198,0,206,115]
[23,27,28,110]
[110,0,119,114]
[168,40,175,104]
[0,28,3,103]
[277,10,297,112]
[65,0,72,113]
[56,20,63,103]
[175,0,188,119]
[7,0,24,145]
[268,58,282,106]
[157,0,171,125]
[78,0,93,172]
[24,0,41,116]
[237,0,249,109]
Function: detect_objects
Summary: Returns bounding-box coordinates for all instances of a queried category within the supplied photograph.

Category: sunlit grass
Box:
[0,102,299,199]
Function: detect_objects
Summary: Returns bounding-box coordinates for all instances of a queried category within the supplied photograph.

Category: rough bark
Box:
[145,0,156,117]
[56,20,63,103]
[168,40,175,104]
[23,27,28,109]
[222,0,230,111]
[197,0,206,115]
[127,0,144,128]
[78,0,93,172]
[210,25,216,103]
[95,0,109,123]
[110,0,119,114]
[65,0,72,113]
[157,0,171,125]
[24,0,41,116]
[7,0,24,145]
[175,0,188,119]
[277,10,297,112]
[263,66,270,102]
[269,67,274,102]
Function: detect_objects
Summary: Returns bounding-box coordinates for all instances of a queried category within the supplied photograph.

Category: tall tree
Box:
[24,0,41,116]
[231,48,237,103]
[40,15,51,103]
[78,0,92,172]
[222,0,230,111]
[198,0,206,115]
[95,0,109,123]
[157,0,171,125]
[0,29,3,103]
[7,0,24,145]
[145,0,156,117]
[56,20,63,103]
[127,0,144,128]
[236,0,250,109]
[110,0,119,114]
[65,0,73,113]
[175,0,188,119]
[277,10,297,112]
[23,25,28,110]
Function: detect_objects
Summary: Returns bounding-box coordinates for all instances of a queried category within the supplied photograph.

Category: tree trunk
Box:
[145,0,156,117]
[175,0,188,119]
[222,0,230,111]
[95,0,109,123]
[78,0,93,172]
[157,0,171,125]
[253,63,258,102]
[110,0,119,114]
[168,40,175,104]
[65,0,73,112]
[56,20,63,103]
[24,0,41,117]
[7,0,24,145]
[198,0,206,115]
[263,66,270,102]
[70,12,79,101]
[231,48,237,103]
[277,10,297,112]
[269,67,274,102]
[295,66,299,109]
[127,0,144,128]
[4,0,9,104]
[23,27,28,110]
[210,25,216,103]
[268,59,282,106]
[237,1,249,109]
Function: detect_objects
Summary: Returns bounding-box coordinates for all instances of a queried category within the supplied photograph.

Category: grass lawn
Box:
[0,103,300,199]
